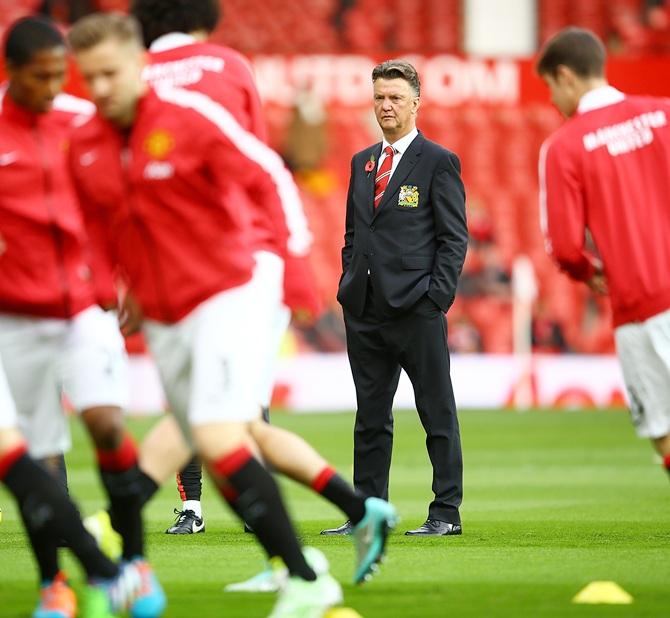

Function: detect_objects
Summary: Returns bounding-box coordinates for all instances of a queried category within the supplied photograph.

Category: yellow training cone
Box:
[323,609,364,618]
[572,581,633,605]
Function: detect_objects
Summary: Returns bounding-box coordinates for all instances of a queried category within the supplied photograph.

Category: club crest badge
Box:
[144,130,175,159]
[398,185,419,208]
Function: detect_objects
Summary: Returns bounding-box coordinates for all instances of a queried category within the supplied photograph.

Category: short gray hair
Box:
[372,60,420,97]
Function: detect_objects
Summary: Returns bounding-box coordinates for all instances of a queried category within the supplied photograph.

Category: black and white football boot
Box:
[165,508,205,534]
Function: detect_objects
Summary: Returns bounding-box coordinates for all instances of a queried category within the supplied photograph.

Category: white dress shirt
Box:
[377,127,419,181]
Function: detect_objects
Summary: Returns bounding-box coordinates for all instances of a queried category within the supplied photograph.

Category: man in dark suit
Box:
[322,60,468,536]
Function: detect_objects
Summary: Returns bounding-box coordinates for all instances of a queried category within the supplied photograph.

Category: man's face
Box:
[542,70,579,118]
[7,47,67,114]
[373,77,419,140]
[75,38,145,127]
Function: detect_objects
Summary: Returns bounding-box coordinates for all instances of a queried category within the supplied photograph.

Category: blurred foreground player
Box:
[0,355,153,618]
[67,13,388,616]
[0,16,164,617]
[117,6,393,594]
[130,0,321,536]
[538,27,670,477]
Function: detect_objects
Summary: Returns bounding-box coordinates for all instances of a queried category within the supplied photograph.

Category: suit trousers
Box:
[343,280,463,523]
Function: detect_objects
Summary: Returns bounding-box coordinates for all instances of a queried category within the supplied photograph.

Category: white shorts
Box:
[144,251,284,433]
[615,308,670,439]
[0,355,18,431]
[254,252,290,408]
[0,306,130,458]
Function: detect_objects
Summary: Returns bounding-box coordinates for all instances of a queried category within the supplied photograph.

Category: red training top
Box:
[539,86,670,327]
[0,89,98,318]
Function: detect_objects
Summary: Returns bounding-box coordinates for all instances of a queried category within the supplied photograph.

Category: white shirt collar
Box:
[577,85,626,114]
[382,127,418,155]
[149,32,196,53]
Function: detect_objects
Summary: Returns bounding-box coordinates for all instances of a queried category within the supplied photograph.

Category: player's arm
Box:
[538,138,597,282]
[162,86,323,322]
[68,144,119,310]
[236,54,270,145]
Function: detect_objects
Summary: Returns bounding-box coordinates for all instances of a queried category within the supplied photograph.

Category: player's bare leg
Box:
[139,414,192,485]
[81,405,144,560]
[651,433,670,476]
[193,420,342,615]
[193,421,318,576]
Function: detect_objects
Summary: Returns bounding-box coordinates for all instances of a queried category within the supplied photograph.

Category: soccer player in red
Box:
[68,13,390,616]
[129,0,321,535]
[0,16,164,617]
[115,5,396,592]
[537,27,670,477]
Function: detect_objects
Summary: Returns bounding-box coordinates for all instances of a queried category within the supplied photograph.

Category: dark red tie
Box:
[374,146,395,208]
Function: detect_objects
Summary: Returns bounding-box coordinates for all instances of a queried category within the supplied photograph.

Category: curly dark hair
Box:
[130,0,221,47]
[4,15,64,66]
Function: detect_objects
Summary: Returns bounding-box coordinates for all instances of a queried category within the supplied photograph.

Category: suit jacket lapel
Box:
[373,134,423,219]
[363,143,382,219]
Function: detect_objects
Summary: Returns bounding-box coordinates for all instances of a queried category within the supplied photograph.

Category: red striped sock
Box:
[176,472,187,502]
[0,443,28,481]
[96,433,137,472]
[211,446,253,479]
[310,466,366,524]
[311,466,336,493]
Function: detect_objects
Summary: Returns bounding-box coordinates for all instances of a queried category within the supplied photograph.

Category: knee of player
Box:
[81,406,125,449]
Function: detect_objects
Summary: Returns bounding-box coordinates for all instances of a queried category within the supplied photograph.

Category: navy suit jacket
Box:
[337,131,468,318]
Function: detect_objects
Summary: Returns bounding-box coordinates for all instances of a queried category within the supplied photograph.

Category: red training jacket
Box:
[539,86,670,327]
[145,34,321,319]
[0,89,98,318]
[69,87,291,323]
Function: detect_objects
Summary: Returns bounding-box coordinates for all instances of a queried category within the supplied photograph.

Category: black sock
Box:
[96,434,144,560]
[38,453,68,493]
[177,457,203,503]
[22,516,59,582]
[2,449,118,580]
[313,467,366,525]
[137,469,160,509]
[109,468,158,537]
[213,447,315,581]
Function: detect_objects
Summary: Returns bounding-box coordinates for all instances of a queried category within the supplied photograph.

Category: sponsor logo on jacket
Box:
[582,110,667,156]
[143,161,175,180]
[143,56,225,88]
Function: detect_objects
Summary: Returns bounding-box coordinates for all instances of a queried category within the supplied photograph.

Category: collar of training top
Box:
[149,32,197,53]
[577,86,626,115]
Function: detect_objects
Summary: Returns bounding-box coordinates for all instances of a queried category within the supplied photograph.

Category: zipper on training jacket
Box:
[120,144,173,322]
[35,124,71,316]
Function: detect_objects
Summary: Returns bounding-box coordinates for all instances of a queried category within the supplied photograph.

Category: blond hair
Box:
[69,12,143,52]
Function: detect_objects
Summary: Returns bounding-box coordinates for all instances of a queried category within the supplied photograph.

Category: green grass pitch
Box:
[1,409,669,617]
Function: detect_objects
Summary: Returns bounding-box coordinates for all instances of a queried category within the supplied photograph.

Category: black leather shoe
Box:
[320,520,353,535]
[405,519,462,536]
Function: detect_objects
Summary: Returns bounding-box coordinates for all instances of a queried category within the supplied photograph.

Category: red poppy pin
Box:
[365,155,375,174]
